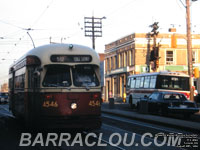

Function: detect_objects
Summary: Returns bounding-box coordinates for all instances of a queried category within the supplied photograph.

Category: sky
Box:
[0,0,200,85]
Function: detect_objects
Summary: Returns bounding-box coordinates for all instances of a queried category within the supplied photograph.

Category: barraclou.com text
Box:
[19,132,182,147]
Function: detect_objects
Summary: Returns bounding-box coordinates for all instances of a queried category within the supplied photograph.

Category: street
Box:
[0,103,199,150]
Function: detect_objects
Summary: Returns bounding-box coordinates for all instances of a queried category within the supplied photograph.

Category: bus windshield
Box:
[72,65,99,87]
[43,65,71,87]
[157,75,189,91]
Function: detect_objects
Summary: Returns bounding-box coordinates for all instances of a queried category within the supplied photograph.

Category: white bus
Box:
[9,43,102,129]
[126,71,191,109]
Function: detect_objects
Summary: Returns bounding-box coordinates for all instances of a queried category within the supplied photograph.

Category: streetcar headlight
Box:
[71,103,77,110]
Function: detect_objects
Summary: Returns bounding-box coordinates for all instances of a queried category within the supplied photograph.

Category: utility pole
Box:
[146,33,151,72]
[84,16,106,50]
[149,22,159,72]
[186,0,194,100]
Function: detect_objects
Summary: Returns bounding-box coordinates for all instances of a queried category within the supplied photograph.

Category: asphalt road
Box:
[0,104,199,150]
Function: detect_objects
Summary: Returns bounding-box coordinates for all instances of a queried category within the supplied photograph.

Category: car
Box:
[139,91,199,118]
[0,92,9,104]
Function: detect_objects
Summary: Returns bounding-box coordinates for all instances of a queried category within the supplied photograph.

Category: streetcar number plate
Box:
[89,100,100,107]
[43,101,58,108]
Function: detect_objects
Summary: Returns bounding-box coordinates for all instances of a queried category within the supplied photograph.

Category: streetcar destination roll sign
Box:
[51,55,92,63]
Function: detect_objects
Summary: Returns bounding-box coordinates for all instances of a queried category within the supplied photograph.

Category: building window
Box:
[192,51,196,62]
[118,54,121,68]
[124,52,127,67]
[120,53,123,68]
[166,51,173,65]
[111,57,113,70]
[129,50,134,66]
[107,58,110,71]
[115,55,118,69]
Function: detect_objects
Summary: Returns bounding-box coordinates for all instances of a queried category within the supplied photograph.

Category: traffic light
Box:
[193,67,199,78]
[151,22,159,36]
[155,59,159,68]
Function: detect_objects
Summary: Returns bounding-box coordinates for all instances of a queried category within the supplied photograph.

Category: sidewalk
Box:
[101,102,200,132]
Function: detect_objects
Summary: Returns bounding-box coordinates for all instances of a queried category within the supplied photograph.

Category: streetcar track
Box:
[102,113,197,136]
[101,123,187,150]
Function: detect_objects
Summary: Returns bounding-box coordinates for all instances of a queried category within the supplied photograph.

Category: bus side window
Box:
[150,76,157,88]
[144,76,150,88]
[130,78,136,89]
[127,78,131,88]
[140,77,144,88]
[135,77,140,88]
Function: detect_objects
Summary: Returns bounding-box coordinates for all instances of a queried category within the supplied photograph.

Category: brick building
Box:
[0,83,8,92]
[104,33,200,101]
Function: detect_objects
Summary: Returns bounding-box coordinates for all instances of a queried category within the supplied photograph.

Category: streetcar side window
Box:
[43,65,71,87]
[15,74,25,89]
[72,65,99,87]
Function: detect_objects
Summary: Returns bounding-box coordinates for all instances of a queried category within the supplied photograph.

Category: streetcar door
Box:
[9,68,15,111]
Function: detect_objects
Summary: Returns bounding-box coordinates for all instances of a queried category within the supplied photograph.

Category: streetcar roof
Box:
[128,71,189,78]
[10,43,100,67]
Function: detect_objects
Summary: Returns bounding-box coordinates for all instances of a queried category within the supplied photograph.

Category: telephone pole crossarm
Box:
[84,16,106,50]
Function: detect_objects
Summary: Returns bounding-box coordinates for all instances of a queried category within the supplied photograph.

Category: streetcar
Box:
[126,71,192,109]
[8,43,102,129]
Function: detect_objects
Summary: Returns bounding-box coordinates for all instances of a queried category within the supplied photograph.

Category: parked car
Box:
[0,92,9,104]
[139,91,199,118]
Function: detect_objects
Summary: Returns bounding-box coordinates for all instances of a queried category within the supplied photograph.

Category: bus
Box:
[8,43,102,129]
[126,71,191,109]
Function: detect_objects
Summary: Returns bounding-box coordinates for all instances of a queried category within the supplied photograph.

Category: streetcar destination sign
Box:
[50,55,92,63]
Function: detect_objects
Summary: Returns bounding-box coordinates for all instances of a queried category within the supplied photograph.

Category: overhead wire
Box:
[32,0,54,27]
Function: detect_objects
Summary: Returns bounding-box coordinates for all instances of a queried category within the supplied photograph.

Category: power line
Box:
[179,0,186,7]
[32,0,54,27]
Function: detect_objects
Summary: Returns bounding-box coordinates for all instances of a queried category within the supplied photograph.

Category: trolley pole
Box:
[84,16,106,50]
[186,0,194,100]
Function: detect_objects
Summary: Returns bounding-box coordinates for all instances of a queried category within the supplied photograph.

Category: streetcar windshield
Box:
[72,65,99,87]
[43,65,71,87]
